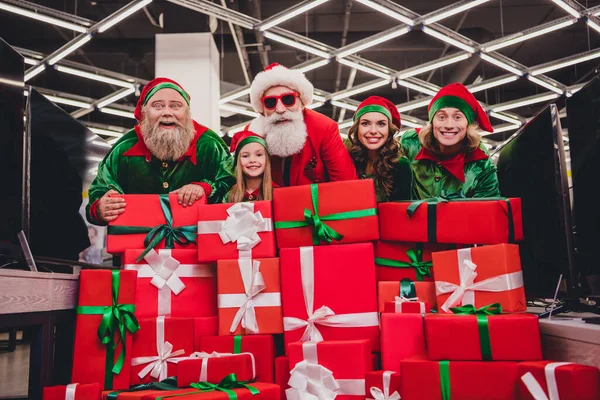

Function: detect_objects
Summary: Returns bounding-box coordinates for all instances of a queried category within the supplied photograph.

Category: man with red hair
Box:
[86,78,234,225]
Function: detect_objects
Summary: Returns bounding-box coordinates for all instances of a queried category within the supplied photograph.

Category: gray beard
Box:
[140,115,195,161]
[263,110,307,158]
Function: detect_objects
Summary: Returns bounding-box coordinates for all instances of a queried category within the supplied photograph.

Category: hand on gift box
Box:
[98,190,126,222]
[171,184,205,207]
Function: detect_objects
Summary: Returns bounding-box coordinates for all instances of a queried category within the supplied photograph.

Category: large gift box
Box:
[425,309,542,361]
[374,241,453,282]
[400,360,520,400]
[107,194,201,256]
[378,280,436,313]
[380,314,426,372]
[365,371,401,400]
[197,335,275,383]
[44,383,101,400]
[72,270,139,390]
[433,244,527,313]
[176,352,256,387]
[197,201,276,262]
[273,180,379,248]
[518,361,600,400]
[123,249,216,318]
[280,243,380,350]
[217,258,282,335]
[134,383,281,400]
[378,197,523,244]
[193,317,218,350]
[101,378,188,399]
[275,356,290,400]
[287,340,372,399]
[130,317,194,385]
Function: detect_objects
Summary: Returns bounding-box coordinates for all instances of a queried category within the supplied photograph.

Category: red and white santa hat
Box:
[250,62,313,114]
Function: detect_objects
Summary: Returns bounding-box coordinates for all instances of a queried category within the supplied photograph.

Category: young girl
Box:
[225,130,274,202]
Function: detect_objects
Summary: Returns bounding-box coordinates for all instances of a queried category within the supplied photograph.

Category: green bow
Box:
[450,303,502,361]
[106,377,178,399]
[406,190,466,217]
[107,194,197,261]
[274,184,377,245]
[157,374,260,400]
[76,270,140,389]
[375,244,432,281]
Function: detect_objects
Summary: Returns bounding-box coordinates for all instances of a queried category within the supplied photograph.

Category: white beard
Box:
[260,110,307,158]
[140,112,195,161]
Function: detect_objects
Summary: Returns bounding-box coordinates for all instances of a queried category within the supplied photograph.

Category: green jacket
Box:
[400,129,500,199]
[86,122,234,224]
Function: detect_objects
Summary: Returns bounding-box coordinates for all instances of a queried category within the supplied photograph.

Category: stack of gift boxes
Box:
[43,180,599,400]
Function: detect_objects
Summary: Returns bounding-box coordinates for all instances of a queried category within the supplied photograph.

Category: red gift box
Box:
[123,249,216,318]
[275,356,290,400]
[101,388,196,400]
[44,383,101,400]
[197,335,275,383]
[378,198,523,244]
[176,352,256,387]
[425,313,542,361]
[72,270,138,390]
[380,313,426,372]
[217,258,282,335]
[364,371,401,400]
[287,340,372,399]
[197,201,276,262]
[273,180,379,248]
[107,194,202,256]
[433,244,527,313]
[129,383,280,400]
[280,243,380,350]
[383,299,430,314]
[193,317,218,350]
[374,241,454,282]
[130,317,195,385]
[378,280,437,313]
[518,361,600,400]
[400,360,520,400]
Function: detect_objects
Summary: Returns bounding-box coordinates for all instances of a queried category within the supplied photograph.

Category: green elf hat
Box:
[428,83,494,133]
[134,77,191,121]
[230,130,268,166]
[353,95,401,128]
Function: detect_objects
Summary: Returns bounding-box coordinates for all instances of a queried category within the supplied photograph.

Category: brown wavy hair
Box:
[347,119,401,199]
[418,122,481,155]
[226,153,273,203]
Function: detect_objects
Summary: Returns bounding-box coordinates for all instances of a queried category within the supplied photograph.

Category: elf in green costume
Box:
[86,77,234,225]
[346,96,413,202]
[400,83,500,199]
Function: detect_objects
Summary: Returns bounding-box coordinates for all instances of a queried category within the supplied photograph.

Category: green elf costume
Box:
[400,83,500,199]
[347,96,413,202]
[86,77,234,224]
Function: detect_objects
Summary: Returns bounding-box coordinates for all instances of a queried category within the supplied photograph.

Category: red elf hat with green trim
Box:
[230,130,269,166]
[428,83,493,133]
[353,96,401,128]
[134,77,191,121]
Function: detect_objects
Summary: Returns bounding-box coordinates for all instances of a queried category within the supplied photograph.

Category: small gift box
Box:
[383,298,431,314]
[197,201,276,263]
[123,249,216,318]
[176,352,256,388]
[143,382,280,400]
[217,258,282,335]
[43,383,101,400]
[433,244,527,313]
[380,314,427,372]
[273,180,379,248]
[107,194,200,256]
[364,371,401,400]
[101,377,190,399]
[374,241,454,282]
[378,279,436,312]
[518,361,600,400]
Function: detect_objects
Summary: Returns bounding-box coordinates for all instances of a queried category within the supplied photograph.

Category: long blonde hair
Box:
[418,122,481,155]
[226,152,273,202]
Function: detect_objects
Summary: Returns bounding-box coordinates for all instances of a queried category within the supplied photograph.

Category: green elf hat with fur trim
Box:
[428,83,493,133]
[230,130,268,166]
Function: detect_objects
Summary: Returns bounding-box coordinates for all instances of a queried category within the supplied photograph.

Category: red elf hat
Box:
[428,83,493,133]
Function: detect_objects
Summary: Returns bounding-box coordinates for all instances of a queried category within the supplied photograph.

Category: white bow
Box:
[187,351,256,382]
[394,296,425,314]
[144,249,185,295]
[286,360,340,400]
[229,259,266,334]
[218,203,271,252]
[369,371,401,400]
[521,363,572,400]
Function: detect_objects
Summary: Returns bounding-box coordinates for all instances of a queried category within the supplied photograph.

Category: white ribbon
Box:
[368,371,401,400]
[435,248,524,312]
[186,351,256,383]
[217,259,281,334]
[521,362,572,400]
[197,203,273,259]
[131,316,186,381]
[124,249,215,316]
[283,246,379,342]
[394,296,425,314]
[65,383,78,400]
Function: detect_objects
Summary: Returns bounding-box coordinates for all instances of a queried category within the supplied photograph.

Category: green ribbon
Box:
[399,278,417,298]
[374,244,432,281]
[274,184,377,245]
[76,270,140,389]
[107,194,197,261]
[157,374,260,400]
[233,335,242,354]
[405,192,515,243]
[450,303,502,361]
[106,377,178,399]
[439,361,451,400]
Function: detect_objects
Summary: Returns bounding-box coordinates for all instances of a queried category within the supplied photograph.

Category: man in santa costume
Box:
[248,63,357,186]
[86,77,234,225]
